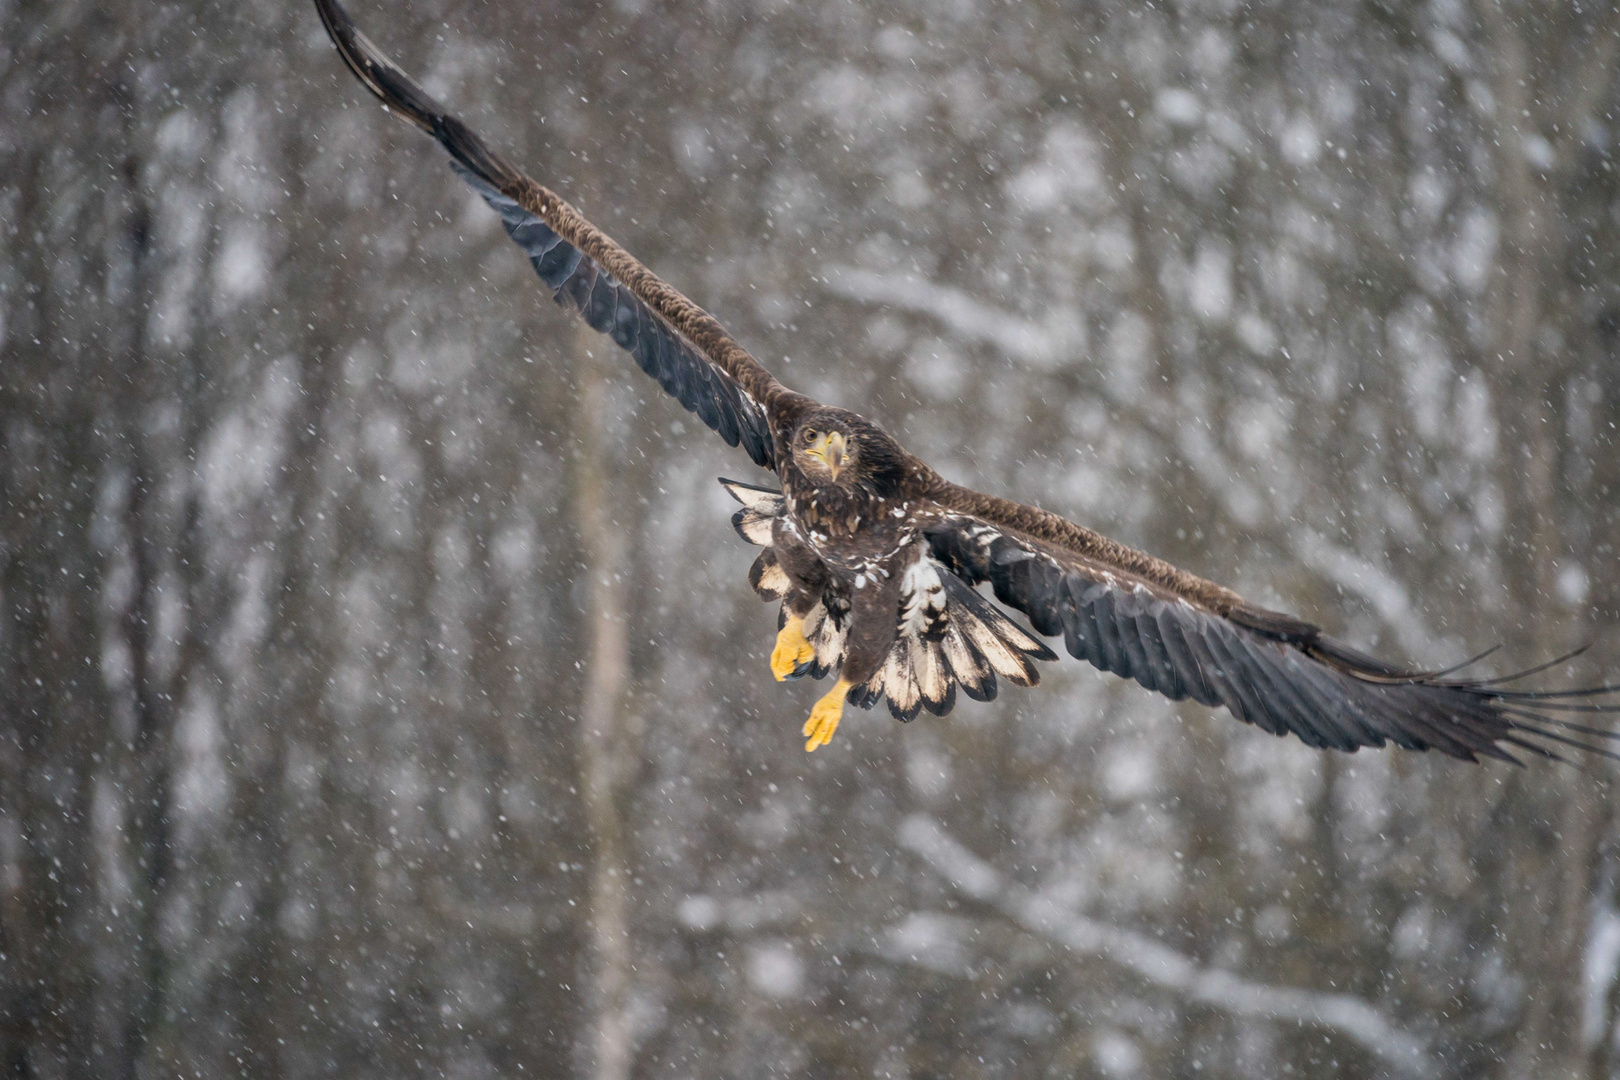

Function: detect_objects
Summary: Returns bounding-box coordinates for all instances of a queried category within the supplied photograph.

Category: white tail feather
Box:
[940,623,991,698]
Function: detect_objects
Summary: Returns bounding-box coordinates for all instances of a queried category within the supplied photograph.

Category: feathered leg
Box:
[801,574,901,750]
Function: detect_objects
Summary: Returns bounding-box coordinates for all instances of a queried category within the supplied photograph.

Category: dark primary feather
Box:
[926,514,1620,764]
[452,164,775,466]
[313,0,523,193]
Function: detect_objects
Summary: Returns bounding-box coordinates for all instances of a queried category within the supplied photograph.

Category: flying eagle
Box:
[314,0,1619,761]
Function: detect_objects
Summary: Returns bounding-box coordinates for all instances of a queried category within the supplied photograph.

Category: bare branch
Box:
[1289,529,1441,662]
[898,815,1440,1079]
[1551,6,1620,172]
[574,324,639,1080]
[820,266,1080,367]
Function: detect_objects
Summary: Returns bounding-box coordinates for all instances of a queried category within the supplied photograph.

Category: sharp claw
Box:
[801,678,852,753]
[771,616,815,682]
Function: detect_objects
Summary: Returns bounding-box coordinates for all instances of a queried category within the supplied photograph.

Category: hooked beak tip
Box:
[826,434,847,480]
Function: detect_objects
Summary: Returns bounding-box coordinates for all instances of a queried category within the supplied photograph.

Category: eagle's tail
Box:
[721,479,1054,722]
[848,572,1052,721]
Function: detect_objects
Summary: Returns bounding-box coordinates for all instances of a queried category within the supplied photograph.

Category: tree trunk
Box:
[571,322,638,1080]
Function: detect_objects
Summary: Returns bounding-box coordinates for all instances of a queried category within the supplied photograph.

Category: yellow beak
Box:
[806,431,848,481]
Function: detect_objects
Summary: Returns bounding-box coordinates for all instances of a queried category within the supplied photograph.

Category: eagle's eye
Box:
[802,428,818,444]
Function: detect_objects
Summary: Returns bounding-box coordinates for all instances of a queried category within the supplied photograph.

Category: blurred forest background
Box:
[6,0,1620,1076]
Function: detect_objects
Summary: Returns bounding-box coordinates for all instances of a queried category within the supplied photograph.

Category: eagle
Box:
[314,0,1619,762]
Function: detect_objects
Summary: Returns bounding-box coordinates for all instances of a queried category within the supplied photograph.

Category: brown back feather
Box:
[924,476,1245,613]
[500,176,807,418]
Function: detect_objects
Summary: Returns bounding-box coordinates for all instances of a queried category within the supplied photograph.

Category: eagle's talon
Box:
[771,616,815,682]
[802,678,852,752]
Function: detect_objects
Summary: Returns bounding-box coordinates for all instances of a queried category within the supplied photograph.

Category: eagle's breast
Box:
[786,487,935,596]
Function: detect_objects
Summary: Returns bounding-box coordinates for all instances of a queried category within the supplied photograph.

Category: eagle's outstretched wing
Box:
[314,0,810,468]
[926,482,1620,764]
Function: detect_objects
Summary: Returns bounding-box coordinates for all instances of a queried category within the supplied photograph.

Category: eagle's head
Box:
[788,409,905,494]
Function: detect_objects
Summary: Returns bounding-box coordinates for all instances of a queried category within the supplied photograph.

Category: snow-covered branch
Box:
[820,264,1449,661]
[898,815,1439,1078]
[1289,529,1443,662]
[820,266,1080,366]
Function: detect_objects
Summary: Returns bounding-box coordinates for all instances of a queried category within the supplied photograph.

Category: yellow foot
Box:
[770,615,815,681]
[803,679,852,752]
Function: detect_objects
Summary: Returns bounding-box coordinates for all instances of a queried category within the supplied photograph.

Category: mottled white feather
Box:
[753,558,789,598]
[720,478,786,514]
[897,553,948,641]
[940,623,990,696]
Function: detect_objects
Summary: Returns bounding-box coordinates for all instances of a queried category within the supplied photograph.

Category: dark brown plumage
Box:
[314,0,1620,761]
